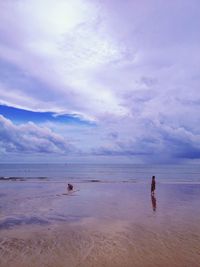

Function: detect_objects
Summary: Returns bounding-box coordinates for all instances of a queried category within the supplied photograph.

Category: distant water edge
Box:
[1,163,200,184]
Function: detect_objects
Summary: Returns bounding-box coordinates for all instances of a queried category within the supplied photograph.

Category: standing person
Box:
[151,176,156,195]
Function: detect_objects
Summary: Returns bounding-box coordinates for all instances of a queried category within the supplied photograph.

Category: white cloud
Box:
[0,0,125,118]
[0,0,200,162]
[0,115,74,154]
[1,0,199,120]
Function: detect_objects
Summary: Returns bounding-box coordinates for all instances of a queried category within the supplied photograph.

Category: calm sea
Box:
[0,164,200,183]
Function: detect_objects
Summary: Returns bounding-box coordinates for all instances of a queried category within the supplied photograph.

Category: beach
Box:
[0,176,200,267]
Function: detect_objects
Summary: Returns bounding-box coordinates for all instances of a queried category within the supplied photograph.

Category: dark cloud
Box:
[92,118,200,162]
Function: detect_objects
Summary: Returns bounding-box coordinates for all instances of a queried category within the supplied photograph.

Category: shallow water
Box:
[0,180,200,267]
[1,163,200,183]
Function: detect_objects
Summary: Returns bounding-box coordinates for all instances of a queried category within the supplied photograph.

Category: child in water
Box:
[67,183,73,191]
[151,176,156,195]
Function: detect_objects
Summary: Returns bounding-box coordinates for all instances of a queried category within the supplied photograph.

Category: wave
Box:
[1,176,200,184]
[0,176,48,181]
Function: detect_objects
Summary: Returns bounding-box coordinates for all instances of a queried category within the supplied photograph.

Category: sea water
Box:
[0,163,200,183]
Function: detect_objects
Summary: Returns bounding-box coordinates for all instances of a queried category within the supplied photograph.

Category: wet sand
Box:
[0,182,200,267]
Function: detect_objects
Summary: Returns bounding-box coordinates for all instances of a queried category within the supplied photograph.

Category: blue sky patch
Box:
[0,105,95,126]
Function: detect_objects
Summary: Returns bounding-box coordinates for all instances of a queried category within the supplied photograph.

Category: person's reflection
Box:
[151,194,157,211]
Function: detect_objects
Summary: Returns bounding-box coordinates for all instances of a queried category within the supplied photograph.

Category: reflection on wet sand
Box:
[1,182,200,267]
[151,194,157,212]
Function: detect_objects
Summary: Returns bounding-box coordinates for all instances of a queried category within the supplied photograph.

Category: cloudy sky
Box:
[0,0,200,163]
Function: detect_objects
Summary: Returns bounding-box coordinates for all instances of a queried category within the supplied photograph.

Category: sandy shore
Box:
[0,182,200,267]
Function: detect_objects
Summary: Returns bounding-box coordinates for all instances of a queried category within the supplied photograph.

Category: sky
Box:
[0,0,200,163]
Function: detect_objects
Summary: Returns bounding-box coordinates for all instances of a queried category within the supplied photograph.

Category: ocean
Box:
[0,163,200,183]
